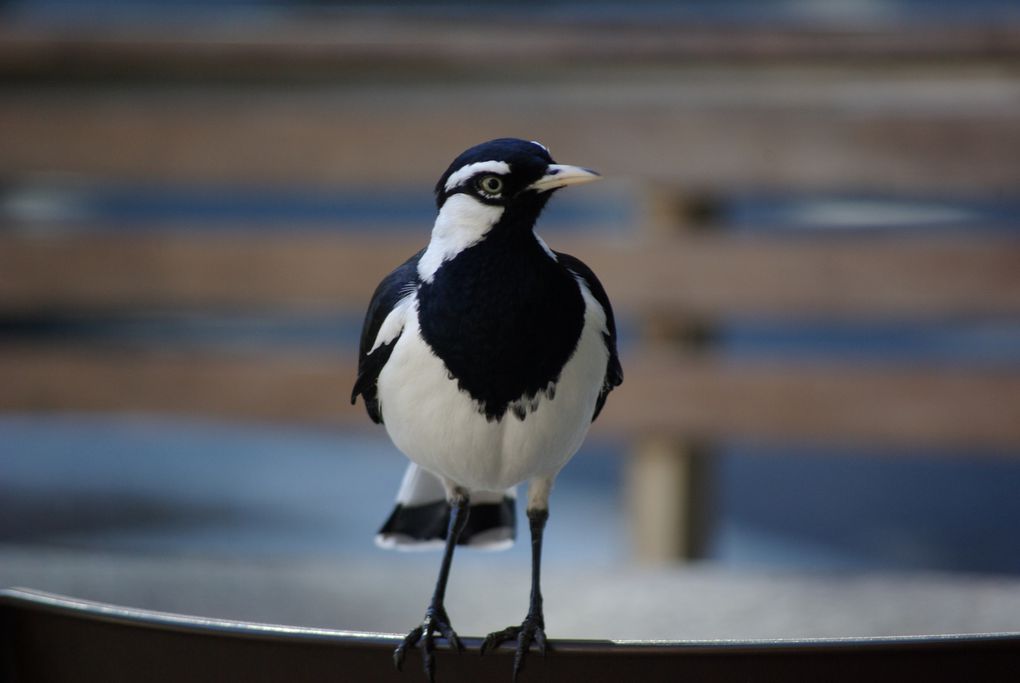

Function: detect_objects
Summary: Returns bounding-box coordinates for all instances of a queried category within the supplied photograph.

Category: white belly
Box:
[376,303,608,492]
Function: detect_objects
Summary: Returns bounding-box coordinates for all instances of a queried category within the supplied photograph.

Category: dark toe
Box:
[484,617,548,681]
[481,626,520,655]
[393,625,424,671]
[513,619,546,681]
[393,610,463,680]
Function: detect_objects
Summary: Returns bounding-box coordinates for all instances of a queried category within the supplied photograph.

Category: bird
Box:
[351,137,622,682]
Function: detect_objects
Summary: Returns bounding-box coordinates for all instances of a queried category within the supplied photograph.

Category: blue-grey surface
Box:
[711,445,1020,573]
[0,180,633,235]
[0,414,626,568]
[3,414,1020,575]
[3,545,1020,639]
[7,1,1020,26]
[2,415,1019,639]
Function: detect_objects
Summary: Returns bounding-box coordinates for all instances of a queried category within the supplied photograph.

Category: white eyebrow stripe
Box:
[443,160,512,192]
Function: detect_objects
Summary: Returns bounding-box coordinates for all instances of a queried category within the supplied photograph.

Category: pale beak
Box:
[527,164,602,193]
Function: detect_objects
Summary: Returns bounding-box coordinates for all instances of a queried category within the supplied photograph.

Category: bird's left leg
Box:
[481,476,553,681]
[394,488,470,682]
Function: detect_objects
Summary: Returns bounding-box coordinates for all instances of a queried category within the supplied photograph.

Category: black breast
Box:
[417,233,586,422]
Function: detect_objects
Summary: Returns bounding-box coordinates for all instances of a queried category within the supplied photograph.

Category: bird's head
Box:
[433,138,600,232]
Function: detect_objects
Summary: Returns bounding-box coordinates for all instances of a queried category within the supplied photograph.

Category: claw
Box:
[512,636,530,681]
[392,606,462,681]
[422,628,436,683]
[394,624,423,671]
[437,621,464,652]
[480,626,517,656]
[534,626,548,655]
[482,615,548,681]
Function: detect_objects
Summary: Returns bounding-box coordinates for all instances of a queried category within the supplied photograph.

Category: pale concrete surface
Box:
[4,545,1020,641]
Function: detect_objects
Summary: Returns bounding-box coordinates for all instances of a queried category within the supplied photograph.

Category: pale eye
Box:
[477,175,504,195]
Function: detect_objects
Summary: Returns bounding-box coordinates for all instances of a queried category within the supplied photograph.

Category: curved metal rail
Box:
[2,587,1019,682]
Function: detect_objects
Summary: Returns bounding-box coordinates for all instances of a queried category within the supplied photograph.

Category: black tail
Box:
[375,464,516,550]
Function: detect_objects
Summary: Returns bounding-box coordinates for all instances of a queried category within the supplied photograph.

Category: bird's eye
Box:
[477,175,504,196]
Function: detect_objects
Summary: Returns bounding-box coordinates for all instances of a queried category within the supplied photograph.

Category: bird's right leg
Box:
[394,488,470,682]
[481,476,553,681]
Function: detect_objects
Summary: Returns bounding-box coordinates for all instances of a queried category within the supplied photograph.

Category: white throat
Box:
[417,193,504,283]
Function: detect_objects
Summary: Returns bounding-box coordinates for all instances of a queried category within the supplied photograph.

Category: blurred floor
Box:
[0,414,626,567]
[4,414,1020,573]
[3,413,1020,640]
[3,545,1020,640]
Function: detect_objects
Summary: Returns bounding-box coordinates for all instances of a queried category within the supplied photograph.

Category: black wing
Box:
[556,251,623,421]
[351,249,424,424]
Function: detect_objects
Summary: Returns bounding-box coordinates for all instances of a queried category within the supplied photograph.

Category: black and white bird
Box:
[352,138,622,681]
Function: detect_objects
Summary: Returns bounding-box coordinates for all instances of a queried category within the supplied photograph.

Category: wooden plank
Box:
[0,233,419,314]
[610,235,1020,319]
[2,79,1019,192]
[0,346,353,425]
[1,346,1017,448]
[611,353,1020,449]
[2,21,1019,79]
[2,233,1018,318]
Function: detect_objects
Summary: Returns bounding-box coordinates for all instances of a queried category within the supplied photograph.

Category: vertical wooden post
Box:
[626,184,719,564]
[627,436,715,562]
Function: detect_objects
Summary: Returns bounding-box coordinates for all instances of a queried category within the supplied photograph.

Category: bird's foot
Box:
[480,613,547,682]
[393,604,464,682]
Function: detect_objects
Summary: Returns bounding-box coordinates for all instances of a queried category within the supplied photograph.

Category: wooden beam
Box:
[2,82,1019,192]
[0,346,353,425]
[1,21,1019,80]
[2,346,1017,448]
[608,353,1020,449]
[0,233,420,313]
[607,236,1020,319]
[2,233,1018,318]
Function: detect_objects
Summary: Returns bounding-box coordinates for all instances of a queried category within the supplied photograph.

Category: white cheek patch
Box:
[418,194,504,282]
[444,160,511,193]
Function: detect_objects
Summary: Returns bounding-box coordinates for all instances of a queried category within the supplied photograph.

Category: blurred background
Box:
[2,0,1020,640]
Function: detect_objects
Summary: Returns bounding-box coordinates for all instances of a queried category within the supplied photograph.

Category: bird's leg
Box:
[481,506,550,681]
[394,490,470,682]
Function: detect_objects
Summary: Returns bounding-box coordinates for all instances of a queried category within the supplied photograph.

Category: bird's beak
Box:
[527,164,602,193]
